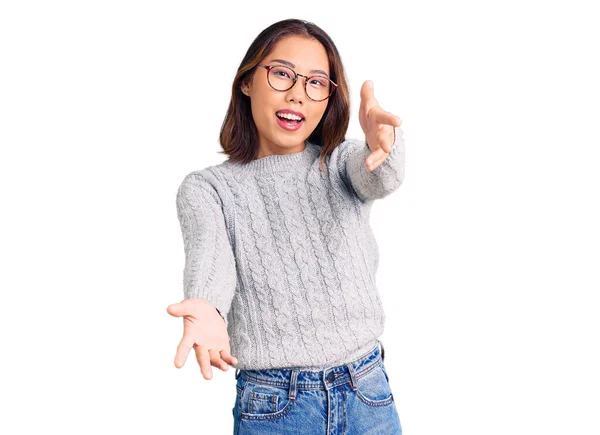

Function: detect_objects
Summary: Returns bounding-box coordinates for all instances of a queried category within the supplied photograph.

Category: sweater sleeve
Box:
[340,126,405,202]
[176,171,237,328]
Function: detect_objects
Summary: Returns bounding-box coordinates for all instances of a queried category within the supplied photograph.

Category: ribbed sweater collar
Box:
[223,142,320,175]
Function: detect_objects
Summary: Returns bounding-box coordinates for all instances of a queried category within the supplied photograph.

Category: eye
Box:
[270,66,293,79]
[309,77,327,87]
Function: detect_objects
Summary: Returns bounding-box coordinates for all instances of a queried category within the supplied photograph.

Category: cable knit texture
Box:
[176,127,405,370]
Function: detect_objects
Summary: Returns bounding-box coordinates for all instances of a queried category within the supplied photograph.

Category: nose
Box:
[286,77,305,104]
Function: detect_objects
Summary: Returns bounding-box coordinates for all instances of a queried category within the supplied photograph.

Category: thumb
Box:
[360,80,374,102]
[166,302,187,317]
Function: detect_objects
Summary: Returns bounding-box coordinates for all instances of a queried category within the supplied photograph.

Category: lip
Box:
[275,113,304,131]
[275,109,305,120]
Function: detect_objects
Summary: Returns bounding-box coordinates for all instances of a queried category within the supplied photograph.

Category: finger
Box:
[365,149,388,171]
[220,349,239,367]
[372,107,401,128]
[360,82,379,118]
[194,345,213,380]
[360,80,376,104]
[369,153,390,171]
[208,348,230,371]
[166,302,188,318]
[174,335,195,368]
[377,126,396,154]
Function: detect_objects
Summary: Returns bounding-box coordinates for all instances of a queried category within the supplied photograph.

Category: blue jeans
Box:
[232,340,402,434]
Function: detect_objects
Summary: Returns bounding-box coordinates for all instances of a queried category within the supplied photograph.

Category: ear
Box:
[241,82,250,97]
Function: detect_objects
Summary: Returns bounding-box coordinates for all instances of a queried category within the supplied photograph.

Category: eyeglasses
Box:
[257,63,338,102]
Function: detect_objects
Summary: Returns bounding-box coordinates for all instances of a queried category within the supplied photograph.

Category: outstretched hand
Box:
[358,80,403,171]
[167,298,238,380]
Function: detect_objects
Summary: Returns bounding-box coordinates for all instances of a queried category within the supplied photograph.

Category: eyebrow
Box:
[268,59,329,78]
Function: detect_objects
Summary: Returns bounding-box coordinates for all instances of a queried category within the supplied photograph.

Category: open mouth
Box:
[275,113,305,131]
[276,113,305,124]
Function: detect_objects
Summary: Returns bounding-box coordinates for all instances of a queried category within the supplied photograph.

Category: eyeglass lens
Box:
[268,66,332,101]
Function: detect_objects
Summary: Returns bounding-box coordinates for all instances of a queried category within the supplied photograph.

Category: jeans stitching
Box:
[240,355,383,390]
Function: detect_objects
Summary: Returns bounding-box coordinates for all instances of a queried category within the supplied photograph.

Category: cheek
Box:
[250,101,271,125]
[309,108,327,127]
[251,105,279,136]
[252,95,278,124]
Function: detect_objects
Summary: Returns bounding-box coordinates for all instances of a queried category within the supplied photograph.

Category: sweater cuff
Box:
[346,126,405,202]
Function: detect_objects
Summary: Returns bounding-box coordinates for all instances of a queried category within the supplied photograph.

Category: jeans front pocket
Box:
[355,362,395,407]
[236,374,247,401]
[239,379,297,421]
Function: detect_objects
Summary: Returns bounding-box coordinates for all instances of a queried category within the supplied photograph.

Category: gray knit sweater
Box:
[176,127,405,370]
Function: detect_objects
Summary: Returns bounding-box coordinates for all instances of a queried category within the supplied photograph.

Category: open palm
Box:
[166,299,238,380]
[359,80,402,171]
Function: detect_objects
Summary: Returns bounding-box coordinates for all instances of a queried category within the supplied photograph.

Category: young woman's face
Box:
[241,35,330,158]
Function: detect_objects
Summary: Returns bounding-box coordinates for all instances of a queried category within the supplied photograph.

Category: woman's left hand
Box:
[358,80,403,171]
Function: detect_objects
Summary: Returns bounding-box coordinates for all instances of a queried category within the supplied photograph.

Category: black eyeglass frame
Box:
[257,63,338,102]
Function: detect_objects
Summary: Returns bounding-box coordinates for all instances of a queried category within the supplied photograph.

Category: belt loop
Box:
[346,362,358,391]
[235,367,241,379]
[289,369,299,400]
[379,339,385,362]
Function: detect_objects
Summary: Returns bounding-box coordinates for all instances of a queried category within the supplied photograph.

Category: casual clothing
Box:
[175,127,405,370]
[232,339,402,435]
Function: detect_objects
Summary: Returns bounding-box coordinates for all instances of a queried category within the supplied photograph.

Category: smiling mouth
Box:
[275,113,305,131]
[275,113,305,123]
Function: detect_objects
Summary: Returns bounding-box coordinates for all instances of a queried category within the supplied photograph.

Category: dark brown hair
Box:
[218,18,351,173]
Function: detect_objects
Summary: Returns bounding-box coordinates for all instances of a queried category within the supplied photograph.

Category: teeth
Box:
[277,112,303,121]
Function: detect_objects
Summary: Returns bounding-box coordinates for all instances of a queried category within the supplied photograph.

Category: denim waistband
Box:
[234,339,386,393]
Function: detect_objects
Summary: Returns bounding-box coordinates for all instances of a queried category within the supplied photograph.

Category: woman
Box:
[167,18,405,434]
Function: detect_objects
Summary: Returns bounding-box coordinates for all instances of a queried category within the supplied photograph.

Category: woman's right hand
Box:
[166,298,238,380]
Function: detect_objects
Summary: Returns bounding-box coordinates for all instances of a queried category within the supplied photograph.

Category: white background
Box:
[1,1,598,434]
